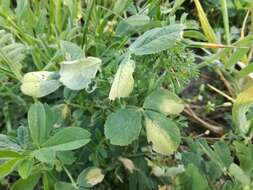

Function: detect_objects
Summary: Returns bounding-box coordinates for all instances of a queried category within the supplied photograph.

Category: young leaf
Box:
[143,89,184,115]
[41,127,90,151]
[11,173,41,190]
[232,85,253,135]
[109,57,135,100]
[28,102,47,146]
[77,167,104,188]
[17,126,29,149]
[59,56,101,90]
[129,24,184,55]
[21,71,61,98]
[104,107,142,145]
[144,111,181,155]
[17,158,34,179]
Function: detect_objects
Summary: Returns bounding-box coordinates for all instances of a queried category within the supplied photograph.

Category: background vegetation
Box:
[0,0,252,189]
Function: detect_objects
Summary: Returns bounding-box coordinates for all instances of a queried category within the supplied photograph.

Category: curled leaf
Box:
[59,57,101,90]
[21,71,61,98]
[77,167,104,188]
[144,111,181,155]
[109,58,135,100]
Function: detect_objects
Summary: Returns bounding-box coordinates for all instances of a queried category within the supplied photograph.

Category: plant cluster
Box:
[0,0,252,190]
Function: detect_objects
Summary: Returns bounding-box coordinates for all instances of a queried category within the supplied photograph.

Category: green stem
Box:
[63,166,78,188]
[220,0,230,44]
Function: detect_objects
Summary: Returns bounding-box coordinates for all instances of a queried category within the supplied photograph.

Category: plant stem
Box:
[220,0,230,44]
[63,166,78,188]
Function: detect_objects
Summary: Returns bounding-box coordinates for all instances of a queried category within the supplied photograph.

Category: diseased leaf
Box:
[77,167,104,188]
[143,89,184,115]
[21,71,61,98]
[109,58,135,100]
[144,111,181,155]
[104,107,142,145]
[59,56,101,90]
[41,127,90,151]
[232,85,253,135]
[129,24,184,55]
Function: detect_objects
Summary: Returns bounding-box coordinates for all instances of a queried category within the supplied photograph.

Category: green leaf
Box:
[115,14,150,36]
[21,71,61,98]
[229,163,250,185]
[238,62,253,77]
[232,85,253,134]
[109,57,135,100]
[11,173,41,190]
[55,182,76,190]
[104,107,142,145]
[77,167,104,188]
[0,159,20,178]
[17,126,29,148]
[60,40,85,61]
[0,150,22,159]
[179,164,209,190]
[144,111,181,155]
[17,158,34,179]
[28,102,47,146]
[234,141,253,175]
[198,140,232,170]
[143,89,184,115]
[129,24,184,55]
[42,127,90,151]
[33,149,55,164]
[59,56,101,90]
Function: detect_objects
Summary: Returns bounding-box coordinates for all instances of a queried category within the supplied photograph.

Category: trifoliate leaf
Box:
[129,24,184,55]
[59,57,101,90]
[109,58,135,100]
[21,71,61,98]
[104,107,142,145]
[143,89,184,115]
[144,111,181,155]
[232,85,253,135]
[77,167,104,188]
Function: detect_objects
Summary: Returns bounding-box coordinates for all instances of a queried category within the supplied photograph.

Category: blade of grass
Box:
[81,0,95,49]
[193,0,217,43]
[220,0,230,44]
